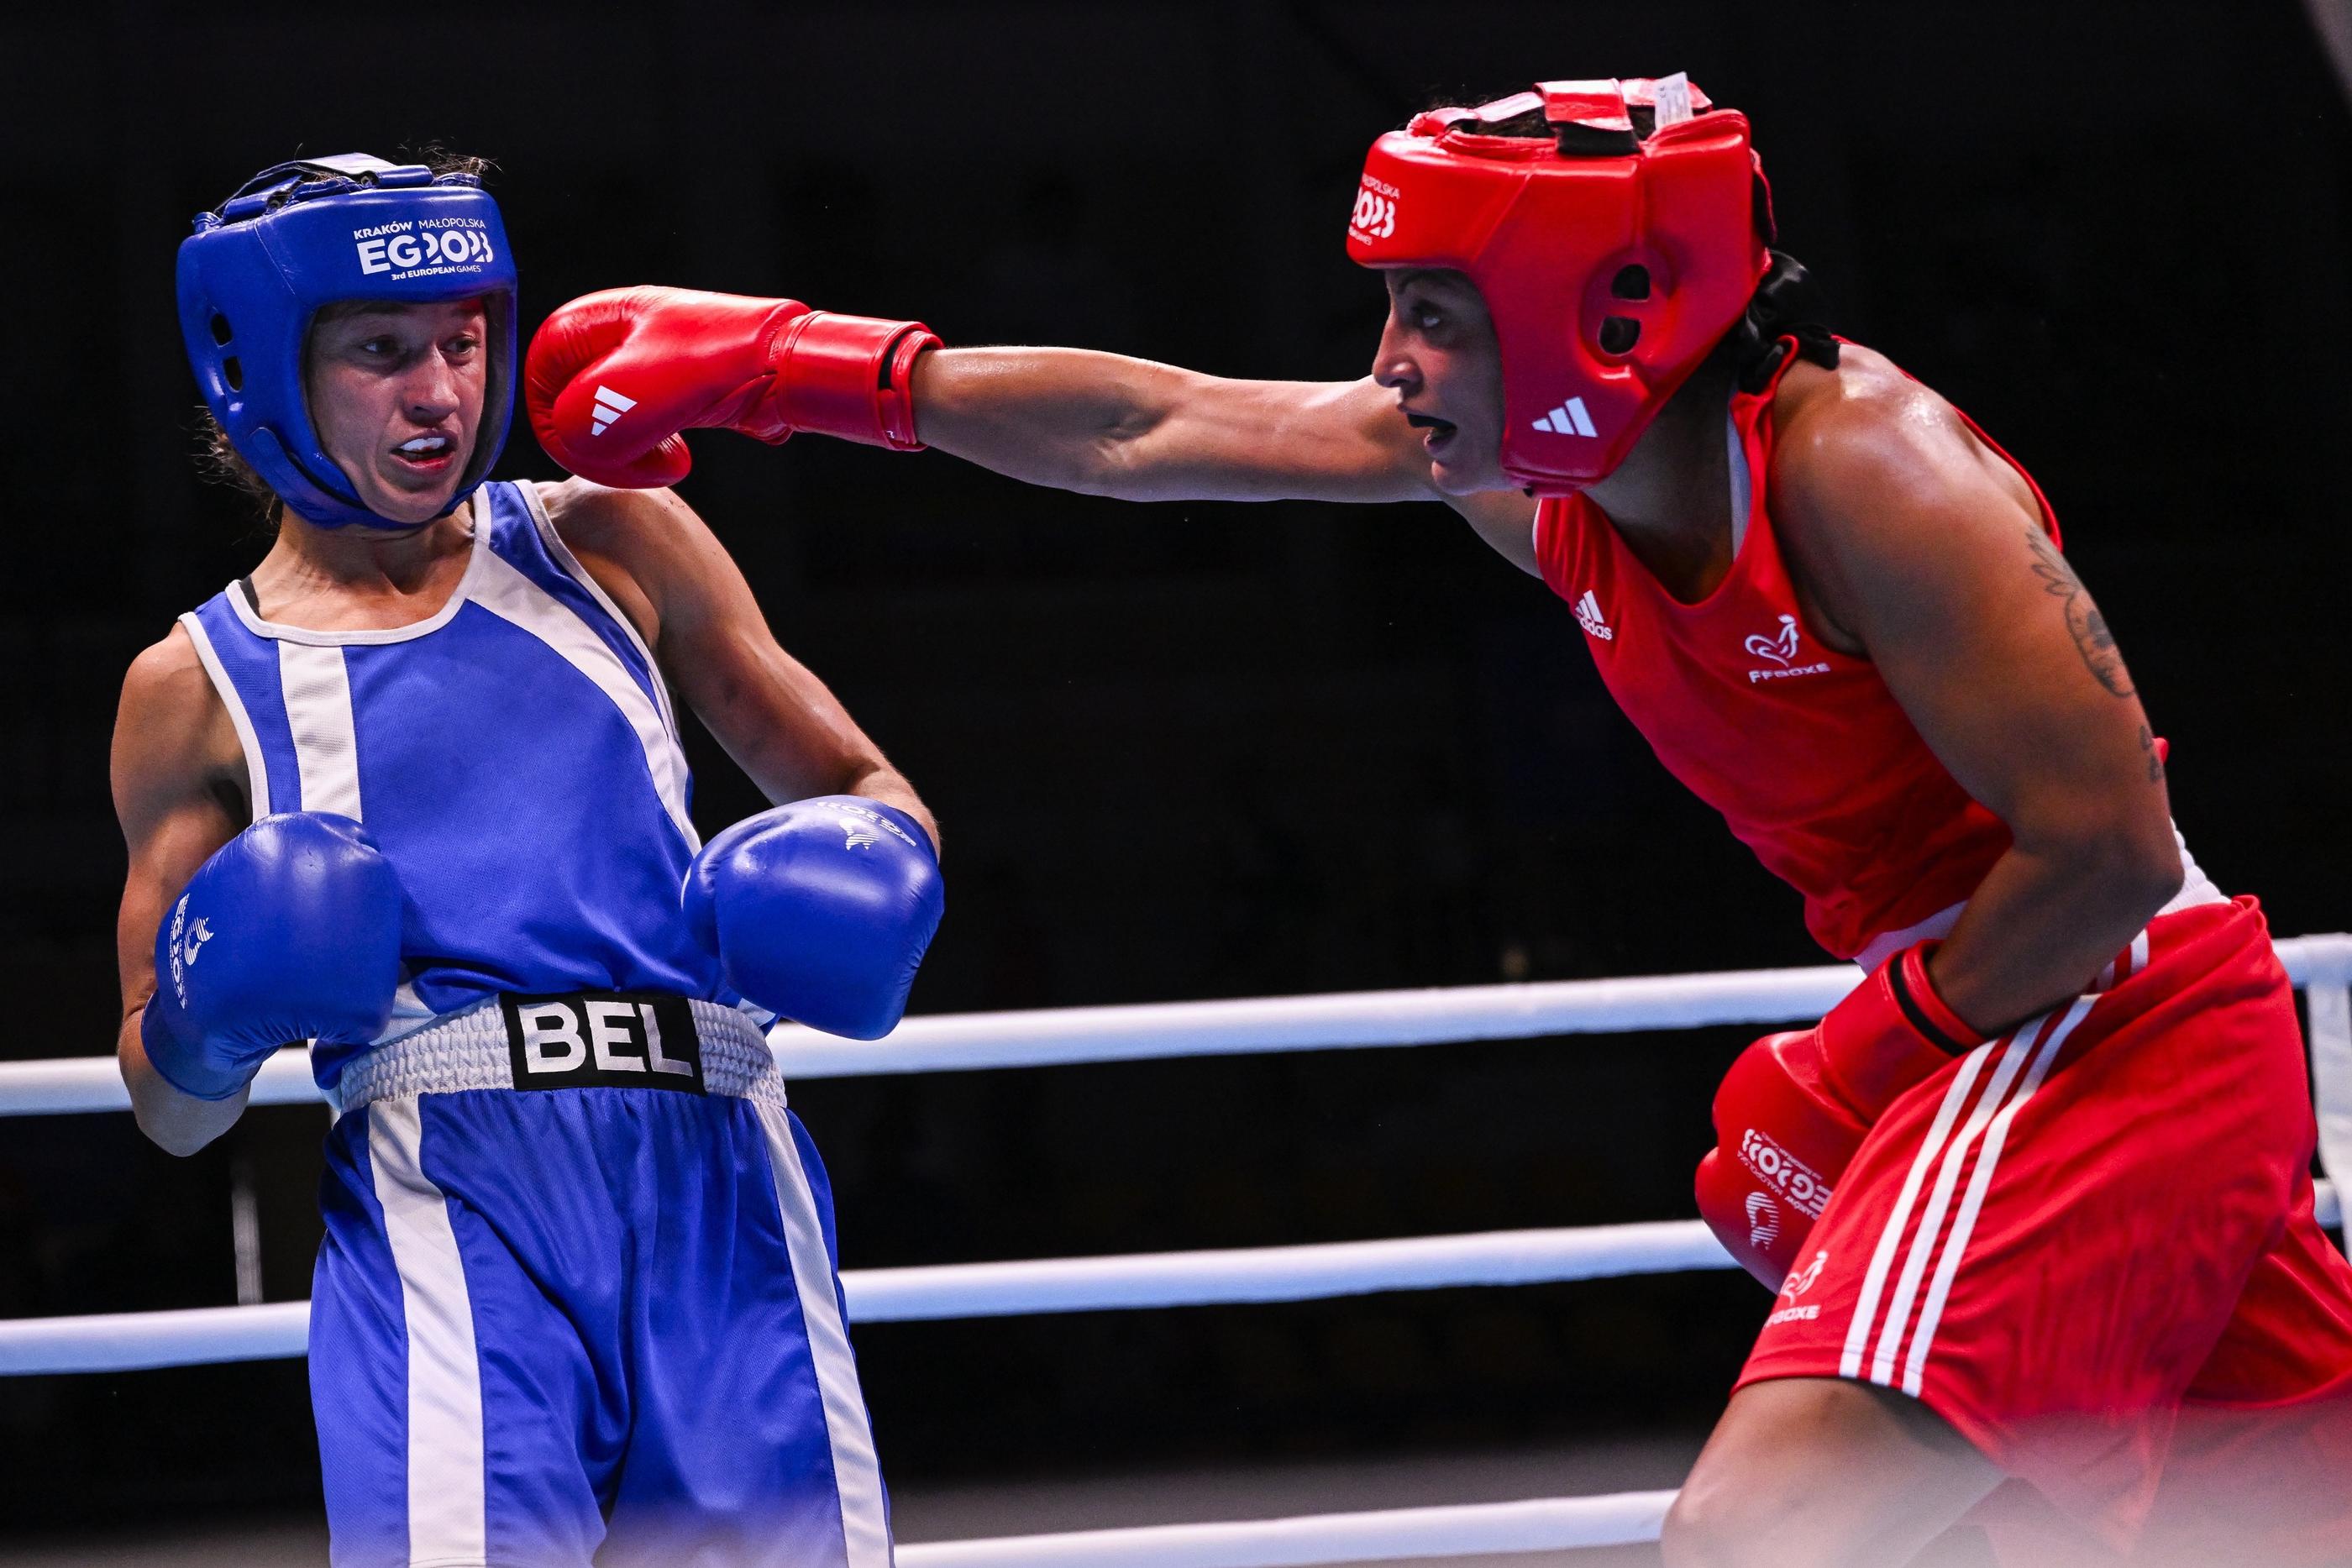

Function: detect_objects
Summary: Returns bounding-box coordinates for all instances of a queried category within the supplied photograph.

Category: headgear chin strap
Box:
[1347,76,1772,495]
[177,153,520,529]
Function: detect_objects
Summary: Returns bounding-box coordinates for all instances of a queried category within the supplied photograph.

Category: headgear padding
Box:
[177,153,519,528]
[1347,77,1771,494]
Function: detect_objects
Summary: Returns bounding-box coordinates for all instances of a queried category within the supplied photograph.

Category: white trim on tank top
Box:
[221,496,493,647]
[277,642,364,817]
[513,480,689,749]
[468,545,699,849]
[176,611,273,820]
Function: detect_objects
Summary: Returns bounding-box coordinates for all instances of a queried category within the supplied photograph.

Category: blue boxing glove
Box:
[683,796,943,1039]
[141,813,405,1100]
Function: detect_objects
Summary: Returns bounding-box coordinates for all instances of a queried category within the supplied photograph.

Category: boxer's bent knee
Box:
[1661,1377,2000,1568]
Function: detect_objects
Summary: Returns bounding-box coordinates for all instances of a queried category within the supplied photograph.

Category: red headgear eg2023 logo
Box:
[1349,176,1399,243]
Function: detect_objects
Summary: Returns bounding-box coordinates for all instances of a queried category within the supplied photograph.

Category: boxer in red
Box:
[521,75,2352,1565]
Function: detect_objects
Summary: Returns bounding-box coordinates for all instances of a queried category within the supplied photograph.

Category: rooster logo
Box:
[1781,1250,1829,1300]
[1744,614,1801,666]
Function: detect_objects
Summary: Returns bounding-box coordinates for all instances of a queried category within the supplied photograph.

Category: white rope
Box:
[9,940,2347,1568]
[0,1219,1737,1375]
[893,1491,1678,1566]
[849,1219,1733,1320]
[4,1183,2336,1378]
[7,934,2347,1116]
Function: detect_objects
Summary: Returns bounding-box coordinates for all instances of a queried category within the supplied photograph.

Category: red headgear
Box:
[1348,76,1771,494]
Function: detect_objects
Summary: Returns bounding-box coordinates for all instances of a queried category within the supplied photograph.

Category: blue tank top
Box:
[179,480,725,1090]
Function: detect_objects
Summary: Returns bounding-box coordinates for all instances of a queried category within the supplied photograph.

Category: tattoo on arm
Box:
[2024,528,2135,697]
[2138,723,2165,784]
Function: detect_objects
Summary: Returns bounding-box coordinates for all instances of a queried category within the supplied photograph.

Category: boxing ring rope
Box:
[3,934,2347,1565]
[7,935,2347,1113]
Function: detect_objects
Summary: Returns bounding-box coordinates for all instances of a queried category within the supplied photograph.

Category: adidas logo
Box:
[1572,589,1614,641]
[1531,396,1597,438]
[590,385,637,437]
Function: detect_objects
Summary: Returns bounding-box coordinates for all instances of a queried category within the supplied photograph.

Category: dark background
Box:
[2,0,2348,1540]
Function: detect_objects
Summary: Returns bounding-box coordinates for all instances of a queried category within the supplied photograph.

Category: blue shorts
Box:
[308,1004,890,1567]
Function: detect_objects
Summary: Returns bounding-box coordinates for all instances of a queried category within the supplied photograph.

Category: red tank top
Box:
[1532,349,2041,960]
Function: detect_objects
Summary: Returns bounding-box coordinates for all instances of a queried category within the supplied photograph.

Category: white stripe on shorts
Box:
[366,1099,486,1564]
[1840,1040,1998,1379]
[755,1103,893,1568]
[1867,1021,2045,1387]
[1899,997,2092,1393]
[1839,993,2103,1393]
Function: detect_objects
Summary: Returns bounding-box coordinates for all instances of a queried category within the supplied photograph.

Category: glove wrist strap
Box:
[1888,941,1986,1053]
[1821,940,1987,1120]
[770,312,942,450]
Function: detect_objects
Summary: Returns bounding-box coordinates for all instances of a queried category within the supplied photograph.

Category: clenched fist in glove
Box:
[683,796,943,1041]
[525,286,940,487]
[1694,942,1985,1288]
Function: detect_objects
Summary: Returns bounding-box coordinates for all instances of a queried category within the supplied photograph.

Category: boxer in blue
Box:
[108,154,939,1567]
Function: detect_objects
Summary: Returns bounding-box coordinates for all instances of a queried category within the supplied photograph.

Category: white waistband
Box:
[329,997,785,1114]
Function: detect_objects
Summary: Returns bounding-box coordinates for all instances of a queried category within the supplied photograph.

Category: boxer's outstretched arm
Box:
[544,480,940,850]
[916,350,1540,571]
[912,350,1543,573]
[110,632,251,1154]
[911,354,1422,501]
[1773,369,2183,1036]
[526,289,1541,572]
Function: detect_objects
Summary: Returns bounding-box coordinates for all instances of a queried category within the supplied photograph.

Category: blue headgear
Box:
[176,153,518,529]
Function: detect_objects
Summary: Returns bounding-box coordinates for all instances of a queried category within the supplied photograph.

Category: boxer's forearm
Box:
[910,346,1192,496]
[118,1008,248,1156]
[1925,833,2181,1038]
[909,349,1416,506]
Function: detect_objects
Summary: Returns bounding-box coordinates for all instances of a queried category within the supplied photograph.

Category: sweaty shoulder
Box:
[1768,343,2042,532]
[113,627,244,830]
[1763,343,2046,643]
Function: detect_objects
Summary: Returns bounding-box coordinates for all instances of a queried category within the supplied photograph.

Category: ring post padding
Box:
[2301,937,2352,1203]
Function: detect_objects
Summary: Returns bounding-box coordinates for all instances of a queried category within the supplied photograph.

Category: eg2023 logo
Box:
[352,221,496,277]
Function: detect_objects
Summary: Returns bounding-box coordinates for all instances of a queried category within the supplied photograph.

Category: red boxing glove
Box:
[1695,942,1985,1289]
[524,286,941,488]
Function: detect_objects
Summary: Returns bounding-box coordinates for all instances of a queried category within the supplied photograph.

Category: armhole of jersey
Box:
[1726,407,1753,559]
[1530,497,1559,596]
[176,611,270,821]
[515,480,687,745]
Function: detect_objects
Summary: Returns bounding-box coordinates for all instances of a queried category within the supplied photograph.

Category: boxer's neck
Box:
[1581,360,1739,602]
[244,501,476,629]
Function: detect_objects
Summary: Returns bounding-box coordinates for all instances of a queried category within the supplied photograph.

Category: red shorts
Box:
[1737,897,2352,1554]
